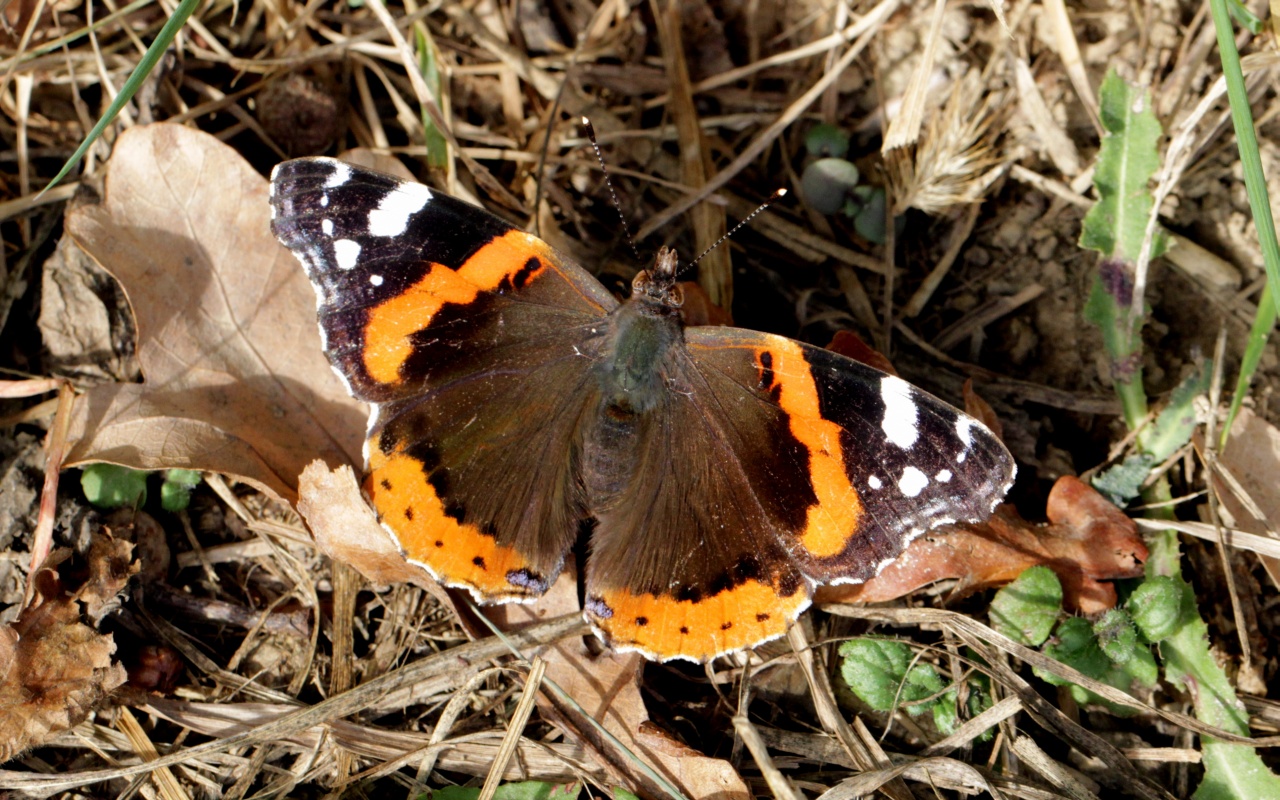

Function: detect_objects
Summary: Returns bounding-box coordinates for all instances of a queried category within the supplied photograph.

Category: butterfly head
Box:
[630,246,684,309]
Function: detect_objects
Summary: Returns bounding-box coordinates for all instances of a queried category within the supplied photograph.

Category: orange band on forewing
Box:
[763,337,863,558]
[590,580,808,661]
[366,442,533,599]
[362,230,551,385]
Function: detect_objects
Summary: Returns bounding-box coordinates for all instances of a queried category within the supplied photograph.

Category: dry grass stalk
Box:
[884,71,1004,216]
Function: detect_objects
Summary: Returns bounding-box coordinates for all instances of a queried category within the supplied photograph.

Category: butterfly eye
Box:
[668,283,685,307]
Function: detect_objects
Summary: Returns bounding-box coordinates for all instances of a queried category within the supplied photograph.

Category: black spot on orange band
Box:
[586,577,809,662]
[366,437,541,600]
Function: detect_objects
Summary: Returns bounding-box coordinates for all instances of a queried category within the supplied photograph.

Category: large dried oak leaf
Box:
[64,123,364,502]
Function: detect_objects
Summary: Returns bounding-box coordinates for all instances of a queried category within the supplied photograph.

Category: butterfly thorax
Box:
[581,249,687,506]
[594,247,686,415]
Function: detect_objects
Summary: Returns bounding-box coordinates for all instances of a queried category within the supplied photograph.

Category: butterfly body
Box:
[270,157,1016,662]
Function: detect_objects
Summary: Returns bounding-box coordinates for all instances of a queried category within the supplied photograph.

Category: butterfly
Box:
[269,156,1016,662]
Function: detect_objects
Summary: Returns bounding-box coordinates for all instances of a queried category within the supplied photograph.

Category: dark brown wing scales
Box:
[582,356,813,662]
[270,158,619,602]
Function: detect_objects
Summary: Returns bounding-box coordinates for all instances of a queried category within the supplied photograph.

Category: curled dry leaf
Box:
[962,378,1003,440]
[1208,408,1280,586]
[297,461,451,607]
[818,476,1146,614]
[0,533,136,761]
[63,123,365,502]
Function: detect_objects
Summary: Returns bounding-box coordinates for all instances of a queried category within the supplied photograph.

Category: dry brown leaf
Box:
[962,379,1003,441]
[819,476,1146,613]
[297,460,450,606]
[0,534,135,761]
[538,643,750,800]
[677,280,733,327]
[1211,408,1280,585]
[63,123,365,502]
[826,329,898,376]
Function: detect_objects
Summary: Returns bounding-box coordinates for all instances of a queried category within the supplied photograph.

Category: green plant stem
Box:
[1144,478,1275,798]
[1117,371,1149,432]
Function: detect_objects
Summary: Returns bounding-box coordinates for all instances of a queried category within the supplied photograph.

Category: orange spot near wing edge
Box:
[366,445,539,601]
[586,579,811,662]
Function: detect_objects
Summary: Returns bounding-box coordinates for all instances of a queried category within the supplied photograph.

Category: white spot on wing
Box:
[368,182,433,237]
[956,416,974,449]
[322,219,334,235]
[324,162,352,188]
[880,376,920,449]
[868,475,883,490]
[370,274,384,286]
[334,239,361,271]
[898,466,928,497]
[320,194,330,208]
[936,469,953,483]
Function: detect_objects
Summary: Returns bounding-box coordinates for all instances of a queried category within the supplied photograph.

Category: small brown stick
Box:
[23,380,74,608]
[786,624,915,800]
[478,656,547,800]
[732,715,804,800]
[903,202,983,318]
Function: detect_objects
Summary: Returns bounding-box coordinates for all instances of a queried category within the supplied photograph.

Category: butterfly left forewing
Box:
[270,157,618,603]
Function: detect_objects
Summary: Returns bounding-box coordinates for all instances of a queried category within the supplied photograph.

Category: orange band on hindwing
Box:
[365,438,539,600]
[586,579,810,661]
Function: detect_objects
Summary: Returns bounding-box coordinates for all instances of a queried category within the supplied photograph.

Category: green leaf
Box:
[804,123,850,159]
[839,638,916,711]
[1082,260,1143,381]
[416,28,450,169]
[1093,608,1141,665]
[1079,70,1165,262]
[1139,360,1212,462]
[1225,0,1263,33]
[81,464,148,509]
[801,158,861,215]
[853,186,887,244]
[989,566,1062,646]
[839,639,942,710]
[160,469,202,512]
[1091,453,1155,506]
[1038,617,1110,685]
[1037,615,1155,713]
[1127,575,1186,642]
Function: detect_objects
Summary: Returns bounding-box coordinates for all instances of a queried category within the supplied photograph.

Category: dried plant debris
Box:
[885,71,1005,215]
[0,534,135,761]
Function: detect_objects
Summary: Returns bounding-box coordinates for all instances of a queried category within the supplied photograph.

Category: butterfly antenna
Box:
[686,188,788,269]
[582,117,642,263]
